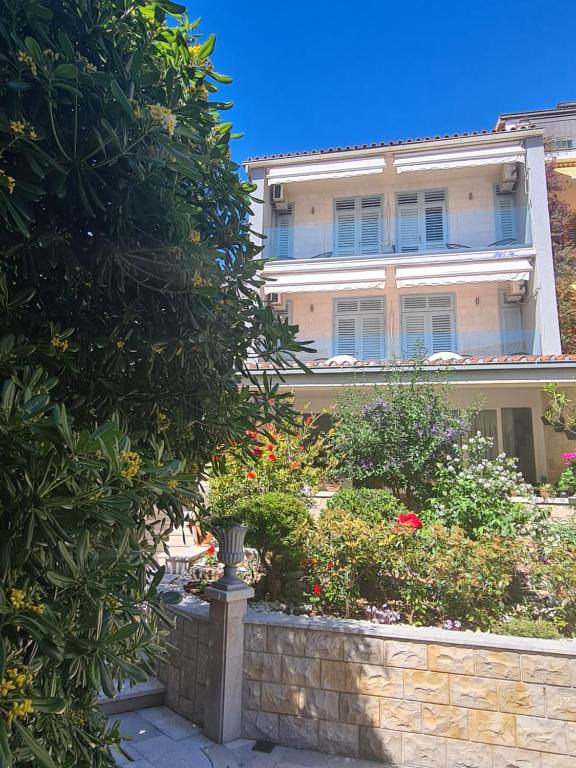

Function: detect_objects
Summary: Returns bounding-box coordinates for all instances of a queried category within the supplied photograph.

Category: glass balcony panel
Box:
[263,204,532,262]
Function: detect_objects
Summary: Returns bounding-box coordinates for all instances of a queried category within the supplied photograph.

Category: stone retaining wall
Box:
[158,601,209,726]
[241,614,576,768]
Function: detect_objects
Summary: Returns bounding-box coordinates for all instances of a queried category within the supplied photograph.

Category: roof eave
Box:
[243,128,544,173]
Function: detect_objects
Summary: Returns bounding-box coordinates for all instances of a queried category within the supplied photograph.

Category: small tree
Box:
[330,364,474,505]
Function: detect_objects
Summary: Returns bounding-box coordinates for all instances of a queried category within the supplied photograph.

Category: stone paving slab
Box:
[110,707,392,768]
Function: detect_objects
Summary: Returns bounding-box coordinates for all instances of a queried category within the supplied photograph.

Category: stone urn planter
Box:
[213,524,249,590]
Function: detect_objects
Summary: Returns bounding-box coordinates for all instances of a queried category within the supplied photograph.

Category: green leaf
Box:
[53,64,78,80]
[0,634,5,678]
[157,0,186,13]
[198,34,216,60]
[2,379,16,418]
[13,721,57,768]
[7,80,31,92]
[0,717,11,768]
[207,71,232,84]
[57,31,75,61]
[31,697,67,714]
[24,36,44,66]
[110,80,134,120]
[45,570,77,588]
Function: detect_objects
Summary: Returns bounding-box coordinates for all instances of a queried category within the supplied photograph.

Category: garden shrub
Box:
[377,524,523,629]
[330,365,473,505]
[0,1,304,764]
[531,543,576,636]
[208,416,336,516]
[491,618,561,640]
[425,434,532,538]
[304,509,382,617]
[326,488,407,524]
[557,454,576,494]
[231,493,312,601]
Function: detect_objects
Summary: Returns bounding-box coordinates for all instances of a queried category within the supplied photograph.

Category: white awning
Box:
[394,143,525,174]
[396,258,532,288]
[264,281,385,294]
[267,156,386,185]
[263,267,386,294]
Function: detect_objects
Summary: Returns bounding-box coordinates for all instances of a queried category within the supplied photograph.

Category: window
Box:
[401,294,456,355]
[273,300,293,324]
[334,196,383,257]
[273,205,293,259]
[396,190,447,252]
[494,187,517,242]
[550,137,574,151]
[502,407,536,483]
[499,289,525,353]
[334,297,385,359]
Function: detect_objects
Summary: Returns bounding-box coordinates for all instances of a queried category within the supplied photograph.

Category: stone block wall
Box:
[158,604,209,726]
[241,614,576,768]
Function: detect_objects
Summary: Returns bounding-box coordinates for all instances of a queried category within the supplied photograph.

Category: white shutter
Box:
[334,296,384,358]
[334,199,356,256]
[495,192,516,241]
[274,206,293,259]
[401,294,455,354]
[430,312,455,352]
[397,190,446,252]
[359,196,382,255]
[423,190,446,249]
[335,316,357,355]
[397,192,420,252]
[403,312,427,355]
[500,290,524,353]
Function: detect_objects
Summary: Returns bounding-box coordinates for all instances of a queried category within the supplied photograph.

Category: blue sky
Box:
[186,1,576,165]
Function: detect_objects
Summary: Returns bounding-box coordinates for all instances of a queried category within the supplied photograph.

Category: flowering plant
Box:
[558,453,576,494]
[425,434,533,537]
[208,414,337,515]
[330,365,474,505]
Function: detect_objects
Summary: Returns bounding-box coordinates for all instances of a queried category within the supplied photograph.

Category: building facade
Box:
[244,125,575,483]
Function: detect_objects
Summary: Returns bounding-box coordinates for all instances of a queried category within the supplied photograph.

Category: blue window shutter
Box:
[274,206,293,259]
[334,199,356,256]
[495,192,517,241]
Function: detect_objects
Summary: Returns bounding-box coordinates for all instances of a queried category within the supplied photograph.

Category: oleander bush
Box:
[0,1,304,764]
[326,488,407,524]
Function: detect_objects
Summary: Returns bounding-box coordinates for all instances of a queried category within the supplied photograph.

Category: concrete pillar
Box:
[203,582,254,743]
[525,136,562,354]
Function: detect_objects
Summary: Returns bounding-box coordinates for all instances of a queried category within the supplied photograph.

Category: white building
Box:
[244,124,576,483]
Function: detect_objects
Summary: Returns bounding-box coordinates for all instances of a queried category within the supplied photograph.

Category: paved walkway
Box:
[110,706,381,768]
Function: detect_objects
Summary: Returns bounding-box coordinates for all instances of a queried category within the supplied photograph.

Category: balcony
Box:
[263,201,532,264]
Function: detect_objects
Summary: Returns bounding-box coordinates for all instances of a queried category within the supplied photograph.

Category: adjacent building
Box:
[244,119,576,483]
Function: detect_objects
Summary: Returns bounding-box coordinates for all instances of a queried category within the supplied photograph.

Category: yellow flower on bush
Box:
[189,44,202,56]
[0,678,15,697]
[17,50,37,75]
[120,450,141,480]
[9,120,26,136]
[166,478,178,489]
[116,339,125,349]
[148,104,176,137]
[192,274,210,288]
[0,170,16,194]
[51,335,69,352]
[7,699,33,722]
[157,412,171,432]
[190,230,201,243]
[9,588,45,614]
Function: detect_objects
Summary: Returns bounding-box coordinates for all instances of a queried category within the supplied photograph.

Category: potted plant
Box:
[323,472,342,493]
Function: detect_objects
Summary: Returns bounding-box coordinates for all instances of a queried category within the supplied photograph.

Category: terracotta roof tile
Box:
[245,354,576,371]
[243,127,528,164]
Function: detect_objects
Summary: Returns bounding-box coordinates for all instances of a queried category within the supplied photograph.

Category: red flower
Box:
[246,470,257,479]
[266,442,275,451]
[206,544,216,556]
[246,430,259,440]
[267,453,277,461]
[312,583,321,595]
[304,416,313,426]
[326,562,334,570]
[396,512,423,530]
[211,454,220,462]
[290,460,301,470]
[251,446,263,458]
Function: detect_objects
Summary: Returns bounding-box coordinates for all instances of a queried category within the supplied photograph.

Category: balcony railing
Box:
[268,329,537,363]
[264,204,532,262]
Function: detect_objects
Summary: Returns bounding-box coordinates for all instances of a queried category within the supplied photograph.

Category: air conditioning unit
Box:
[266,292,282,306]
[498,163,519,193]
[271,184,285,204]
[505,281,526,302]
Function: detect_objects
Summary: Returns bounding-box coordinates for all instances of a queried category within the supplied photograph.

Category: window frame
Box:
[332,295,386,359]
[400,292,457,356]
[333,195,384,258]
[395,188,448,253]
